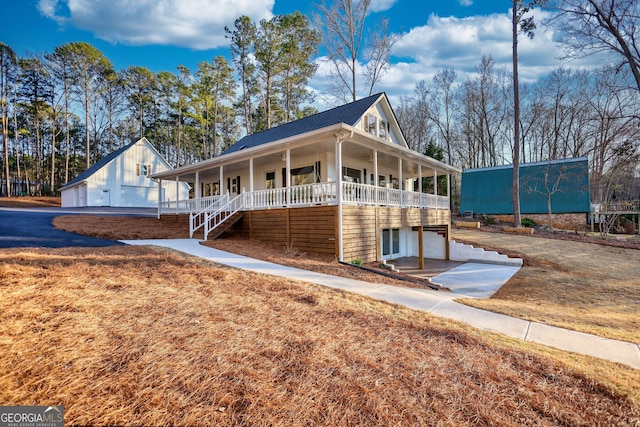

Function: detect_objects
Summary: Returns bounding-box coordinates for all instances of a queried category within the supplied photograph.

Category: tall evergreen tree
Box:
[226,16,258,135]
[0,43,18,196]
[64,42,112,169]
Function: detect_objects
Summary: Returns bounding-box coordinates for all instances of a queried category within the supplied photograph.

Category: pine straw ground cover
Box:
[0,196,61,207]
[1,246,639,426]
[52,215,430,289]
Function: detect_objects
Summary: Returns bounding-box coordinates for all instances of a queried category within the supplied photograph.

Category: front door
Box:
[381,228,400,259]
[101,189,110,207]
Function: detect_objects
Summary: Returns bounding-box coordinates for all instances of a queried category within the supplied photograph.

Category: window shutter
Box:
[237,176,241,194]
[136,163,140,176]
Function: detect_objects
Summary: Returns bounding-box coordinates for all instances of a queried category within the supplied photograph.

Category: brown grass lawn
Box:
[55,215,640,344]
[452,228,640,344]
[52,215,432,289]
[0,196,61,207]
[1,245,639,426]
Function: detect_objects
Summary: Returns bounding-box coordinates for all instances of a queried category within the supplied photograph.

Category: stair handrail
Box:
[189,194,229,238]
[203,193,246,240]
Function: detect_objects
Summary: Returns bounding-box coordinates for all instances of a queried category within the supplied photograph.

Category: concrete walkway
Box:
[122,238,640,369]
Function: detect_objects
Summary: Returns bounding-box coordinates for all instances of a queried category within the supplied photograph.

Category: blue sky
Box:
[3,0,603,105]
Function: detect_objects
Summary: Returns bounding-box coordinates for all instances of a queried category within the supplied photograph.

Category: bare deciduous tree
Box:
[551,0,640,93]
[314,0,400,102]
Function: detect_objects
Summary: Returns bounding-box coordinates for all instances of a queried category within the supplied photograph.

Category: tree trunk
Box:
[512,1,522,228]
[64,87,70,183]
[50,126,56,196]
[85,78,91,169]
[2,112,9,197]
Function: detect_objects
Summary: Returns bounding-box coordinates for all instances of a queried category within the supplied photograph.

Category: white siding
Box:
[61,138,189,207]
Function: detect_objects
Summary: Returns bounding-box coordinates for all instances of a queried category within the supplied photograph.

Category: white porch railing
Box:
[190,194,229,238]
[342,182,449,210]
[245,182,337,209]
[203,193,246,240]
[168,182,450,231]
[160,195,223,215]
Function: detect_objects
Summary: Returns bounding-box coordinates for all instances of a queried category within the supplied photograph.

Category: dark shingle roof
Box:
[222,93,383,155]
[61,140,138,189]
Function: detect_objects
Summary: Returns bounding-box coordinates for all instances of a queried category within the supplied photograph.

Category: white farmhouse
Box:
[60,137,190,208]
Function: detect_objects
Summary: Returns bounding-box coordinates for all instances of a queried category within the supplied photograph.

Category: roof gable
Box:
[61,137,167,189]
[222,93,384,155]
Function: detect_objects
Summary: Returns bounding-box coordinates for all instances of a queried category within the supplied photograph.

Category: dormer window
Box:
[366,114,377,135]
[365,114,389,140]
[379,119,388,139]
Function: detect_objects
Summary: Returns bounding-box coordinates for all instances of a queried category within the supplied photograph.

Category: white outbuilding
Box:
[60,137,190,208]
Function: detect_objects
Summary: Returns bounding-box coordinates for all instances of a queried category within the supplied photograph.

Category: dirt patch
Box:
[1,245,638,425]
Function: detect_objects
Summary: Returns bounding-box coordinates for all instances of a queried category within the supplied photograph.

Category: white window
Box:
[366,114,378,135]
[379,119,388,139]
[266,171,276,189]
[137,164,151,176]
[291,166,315,186]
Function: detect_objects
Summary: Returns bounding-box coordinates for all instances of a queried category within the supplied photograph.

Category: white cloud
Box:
[459,0,473,6]
[384,8,609,98]
[369,0,397,13]
[38,0,275,49]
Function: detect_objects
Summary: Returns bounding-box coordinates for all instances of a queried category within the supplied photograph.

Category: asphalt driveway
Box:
[0,207,154,248]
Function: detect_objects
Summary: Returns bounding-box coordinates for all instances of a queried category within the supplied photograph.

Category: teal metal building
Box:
[460,157,591,215]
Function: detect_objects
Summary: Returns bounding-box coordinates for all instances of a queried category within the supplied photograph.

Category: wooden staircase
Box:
[206,211,243,240]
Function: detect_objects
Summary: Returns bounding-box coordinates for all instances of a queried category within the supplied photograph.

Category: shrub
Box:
[481,214,497,226]
[522,217,537,228]
[351,258,363,266]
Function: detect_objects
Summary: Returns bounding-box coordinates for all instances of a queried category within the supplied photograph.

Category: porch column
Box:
[285,149,291,205]
[446,173,450,210]
[175,176,180,214]
[336,140,343,261]
[434,170,438,198]
[157,179,162,219]
[398,158,403,190]
[418,226,424,269]
[219,166,224,195]
[249,158,254,192]
[195,171,200,200]
[373,150,378,205]
[249,158,254,209]
[418,165,423,193]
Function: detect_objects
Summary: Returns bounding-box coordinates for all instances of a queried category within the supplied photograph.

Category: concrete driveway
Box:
[0,207,154,248]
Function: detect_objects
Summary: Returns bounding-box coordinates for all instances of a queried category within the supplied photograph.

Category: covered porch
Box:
[158,181,451,215]
[154,125,455,216]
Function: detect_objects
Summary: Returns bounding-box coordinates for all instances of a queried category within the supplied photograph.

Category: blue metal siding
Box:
[460,158,590,215]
